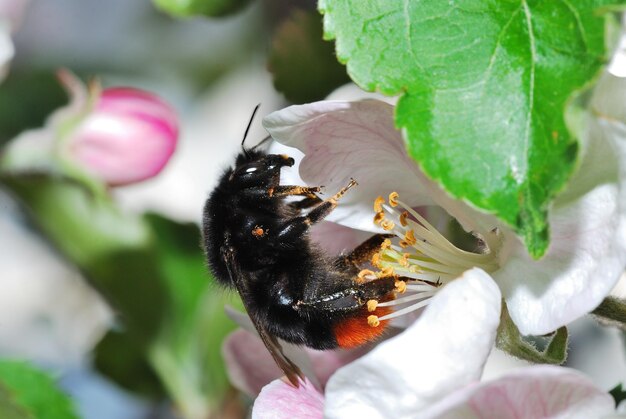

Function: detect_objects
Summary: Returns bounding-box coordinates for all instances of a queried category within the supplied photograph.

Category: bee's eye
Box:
[234,162,264,178]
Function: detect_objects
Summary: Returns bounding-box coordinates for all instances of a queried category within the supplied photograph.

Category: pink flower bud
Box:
[68,87,179,186]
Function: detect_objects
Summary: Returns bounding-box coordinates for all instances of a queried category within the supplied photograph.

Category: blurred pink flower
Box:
[1,70,179,187]
[68,86,178,186]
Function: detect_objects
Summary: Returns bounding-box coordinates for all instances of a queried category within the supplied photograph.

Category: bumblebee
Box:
[202,109,398,386]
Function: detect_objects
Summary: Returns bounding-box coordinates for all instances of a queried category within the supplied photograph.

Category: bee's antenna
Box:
[242,104,261,158]
[250,135,273,151]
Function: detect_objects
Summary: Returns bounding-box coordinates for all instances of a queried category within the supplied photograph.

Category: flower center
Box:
[364,192,501,326]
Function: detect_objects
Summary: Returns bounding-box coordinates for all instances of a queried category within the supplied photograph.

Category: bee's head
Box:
[229,151,294,186]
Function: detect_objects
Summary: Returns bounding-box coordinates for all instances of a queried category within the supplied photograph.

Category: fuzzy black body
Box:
[202,148,396,384]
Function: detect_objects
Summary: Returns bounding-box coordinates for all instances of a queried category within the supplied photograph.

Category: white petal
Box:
[420,366,615,419]
[325,82,398,104]
[263,100,434,232]
[496,183,625,335]
[324,268,501,418]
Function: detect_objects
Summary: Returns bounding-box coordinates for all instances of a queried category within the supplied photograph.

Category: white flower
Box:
[262,75,626,336]
[252,270,616,418]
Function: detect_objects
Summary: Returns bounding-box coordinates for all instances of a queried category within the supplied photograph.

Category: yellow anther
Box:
[371,253,381,268]
[404,229,417,246]
[373,211,385,225]
[367,299,378,312]
[381,219,395,231]
[399,253,410,267]
[374,196,385,213]
[389,191,399,207]
[399,240,409,248]
[368,315,380,327]
[358,269,376,280]
[395,280,407,293]
[381,239,392,250]
[399,211,409,227]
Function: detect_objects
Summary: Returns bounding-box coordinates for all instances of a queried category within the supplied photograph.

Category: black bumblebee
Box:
[202,108,397,386]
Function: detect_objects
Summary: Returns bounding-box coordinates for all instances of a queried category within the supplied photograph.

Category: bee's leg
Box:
[276,179,357,239]
[295,276,396,313]
[336,234,394,269]
[269,185,321,198]
[299,179,356,224]
[287,196,323,212]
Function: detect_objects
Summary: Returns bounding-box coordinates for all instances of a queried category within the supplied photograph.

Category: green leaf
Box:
[0,361,78,419]
[268,9,350,104]
[497,304,568,364]
[319,0,621,257]
[153,0,252,18]
[610,383,626,406]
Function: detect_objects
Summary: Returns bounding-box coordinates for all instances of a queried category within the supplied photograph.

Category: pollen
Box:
[388,191,399,207]
[367,299,378,312]
[374,196,385,213]
[381,239,392,250]
[367,315,380,327]
[399,253,410,267]
[399,211,409,226]
[395,280,407,293]
[381,219,395,231]
[373,211,385,225]
[403,229,417,246]
[371,253,381,268]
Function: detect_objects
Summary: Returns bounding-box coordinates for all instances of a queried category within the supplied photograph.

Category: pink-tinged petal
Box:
[222,327,369,396]
[310,220,374,256]
[420,366,615,419]
[68,87,179,186]
[496,184,624,335]
[222,329,283,397]
[263,100,434,232]
[324,268,502,418]
[253,378,324,419]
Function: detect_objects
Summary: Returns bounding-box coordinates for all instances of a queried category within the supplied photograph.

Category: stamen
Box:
[367,299,378,312]
[374,196,385,213]
[394,280,407,293]
[378,290,437,307]
[381,219,395,231]
[399,211,409,226]
[371,253,381,268]
[366,191,501,326]
[388,192,399,207]
[378,298,432,321]
[368,315,380,327]
[403,229,417,246]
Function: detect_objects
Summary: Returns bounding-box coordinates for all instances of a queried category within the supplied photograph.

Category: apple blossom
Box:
[251,270,616,419]
[262,81,626,336]
[1,70,179,187]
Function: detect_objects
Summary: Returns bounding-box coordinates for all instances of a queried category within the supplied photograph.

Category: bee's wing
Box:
[220,245,304,387]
